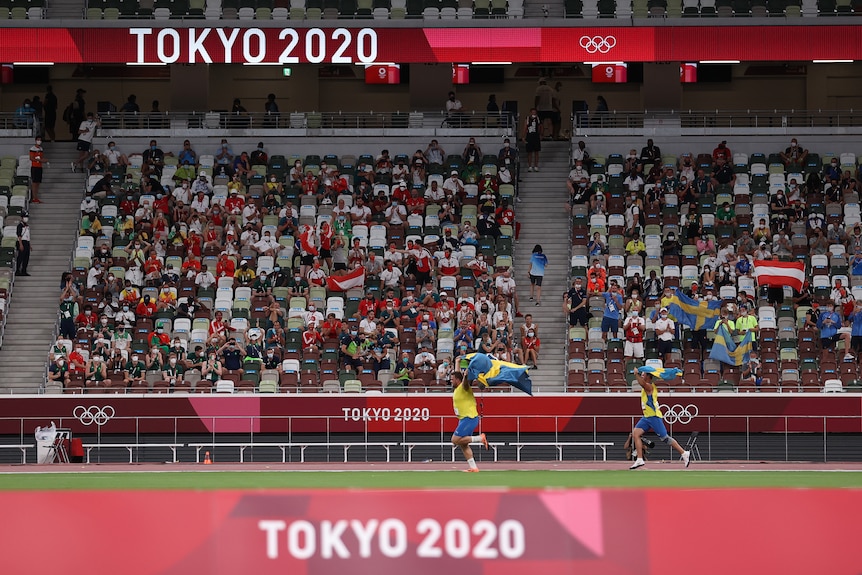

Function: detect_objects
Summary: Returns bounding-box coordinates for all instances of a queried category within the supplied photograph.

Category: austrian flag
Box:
[753,260,805,292]
[326,267,366,292]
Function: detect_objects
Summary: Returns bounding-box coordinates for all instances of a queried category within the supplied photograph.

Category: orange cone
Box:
[203,451,212,465]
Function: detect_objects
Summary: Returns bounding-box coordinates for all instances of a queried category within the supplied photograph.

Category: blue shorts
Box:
[454,416,480,437]
[635,416,669,440]
[601,316,619,333]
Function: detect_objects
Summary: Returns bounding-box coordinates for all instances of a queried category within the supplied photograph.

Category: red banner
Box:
[0,488,858,574]
[1,26,862,64]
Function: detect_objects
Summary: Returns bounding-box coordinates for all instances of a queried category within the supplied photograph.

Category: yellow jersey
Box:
[640,385,662,418]
[453,382,478,419]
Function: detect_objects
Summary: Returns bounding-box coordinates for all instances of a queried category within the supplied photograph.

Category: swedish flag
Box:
[464,353,533,396]
[662,289,722,331]
[710,323,754,366]
[637,365,683,381]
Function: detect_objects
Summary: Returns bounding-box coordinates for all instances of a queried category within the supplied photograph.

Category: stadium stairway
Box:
[514,141,569,392]
[0,144,82,394]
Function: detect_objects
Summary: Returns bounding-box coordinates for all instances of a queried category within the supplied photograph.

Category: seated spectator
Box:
[626,233,646,258]
[716,202,737,227]
[587,259,607,292]
[623,310,645,361]
[712,140,731,164]
[710,157,736,188]
[640,138,661,164]
[809,227,829,256]
[587,232,605,257]
[780,138,808,169]
[425,139,445,166]
[736,230,756,256]
[522,327,541,369]
[414,344,437,374]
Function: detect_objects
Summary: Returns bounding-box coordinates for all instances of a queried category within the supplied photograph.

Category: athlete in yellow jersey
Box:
[451,371,490,472]
[630,371,691,470]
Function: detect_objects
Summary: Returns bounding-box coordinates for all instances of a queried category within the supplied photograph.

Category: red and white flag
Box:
[754,260,805,292]
[299,226,319,257]
[326,267,366,292]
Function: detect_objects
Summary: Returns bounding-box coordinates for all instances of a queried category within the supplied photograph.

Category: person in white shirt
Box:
[359,312,378,336]
[425,140,446,166]
[254,231,280,256]
[306,261,327,286]
[442,171,464,197]
[332,198,350,219]
[498,165,513,185]
[242,200,260,228]
[73,112,100,171]
[191,172,212,195]
[103,141,129,167]
[494,269,520,316]
[623,310,646,360]
[424,181,446,204]
[384,198,406,228]
[115,304,136,328]
[568,160,589,183]
[80,192,98,216]
[86,264,103,289]
[653,307,676,363]
[195,265,216,289]
[414,345,437,371]
[240,226,259,247]
[172,180,192,205]
[624,171,644,193]
[304,304,324,327]
[383,243,403,266]
[350,198,372,225]
[379,261,403,290]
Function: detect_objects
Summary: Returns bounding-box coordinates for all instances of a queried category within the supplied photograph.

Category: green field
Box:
[1,470,860,490]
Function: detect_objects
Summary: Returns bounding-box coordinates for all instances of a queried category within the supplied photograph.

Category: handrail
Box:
[2,413,859,462]
[574,109,862,132]
[91,110,516,133]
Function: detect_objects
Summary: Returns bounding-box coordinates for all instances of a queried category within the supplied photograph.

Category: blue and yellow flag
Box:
[637,365,683,381]
[464,353,533,396]
[661,289,722,331]
[709,323,754,366]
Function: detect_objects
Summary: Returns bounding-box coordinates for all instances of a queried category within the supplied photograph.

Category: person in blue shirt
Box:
[734,255,752,278]
[602,281,624,341]
[528,244,548,306]
[817,302,842,352]
[847,301,862,362]
[851,250,862,277]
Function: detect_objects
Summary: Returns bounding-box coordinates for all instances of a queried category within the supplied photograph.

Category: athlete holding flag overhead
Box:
[630,366,691,470]
[450,371,490,473]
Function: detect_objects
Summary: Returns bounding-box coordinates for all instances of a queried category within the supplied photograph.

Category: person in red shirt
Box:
[318,220,334,269]
[321,313,343,339]
[522,329,541,369]
[371,191,389,220]
[302,171,319,196]
[136,295,157,318]
[712,140,732,163]
[437,248,459,276]
[225,190,244,215]
[330,172,349,195]
[208,310,232,346]
[301,324,324,353]
[216,253,235,278]
[391,181,409,203]
[182,252,202,275]
[184,230,202,258]
[494,198,519,239]
[152,193,169,214]
[405,188,426,215]
[143,253,163,285]
[74,305,98,331]
[120,196,138,217]
[357,292,378,318]
[68,345,87,375]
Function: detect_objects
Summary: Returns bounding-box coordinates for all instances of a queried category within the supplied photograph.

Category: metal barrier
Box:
[92,110,516,136]
[2,413,861,462]
[574,109,862,135]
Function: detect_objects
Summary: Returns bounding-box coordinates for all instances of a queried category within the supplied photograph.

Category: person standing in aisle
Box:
[28,136,45,203]
[522,108,541,172]
[529,244,548,306]
[16,212,31,277]
[73,112,100,172]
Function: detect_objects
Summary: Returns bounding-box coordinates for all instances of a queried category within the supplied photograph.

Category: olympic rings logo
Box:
[660,404,698,425]
[579,35,617,54]
[73,405,115,426]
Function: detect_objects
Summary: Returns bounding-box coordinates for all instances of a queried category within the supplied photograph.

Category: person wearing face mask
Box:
[522,107,541,172]
[780,138,808,169]
[28,135,45,203]
[161,353,186,388]
[623,310,646,362]
[201,352,223,384]
[15,212,31,277]
[653,307,676,363]
[340,327,363,372]
[565,278,589,327]
[85,354,107,391]
[74,304,98,331]
[48,355,70,388]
